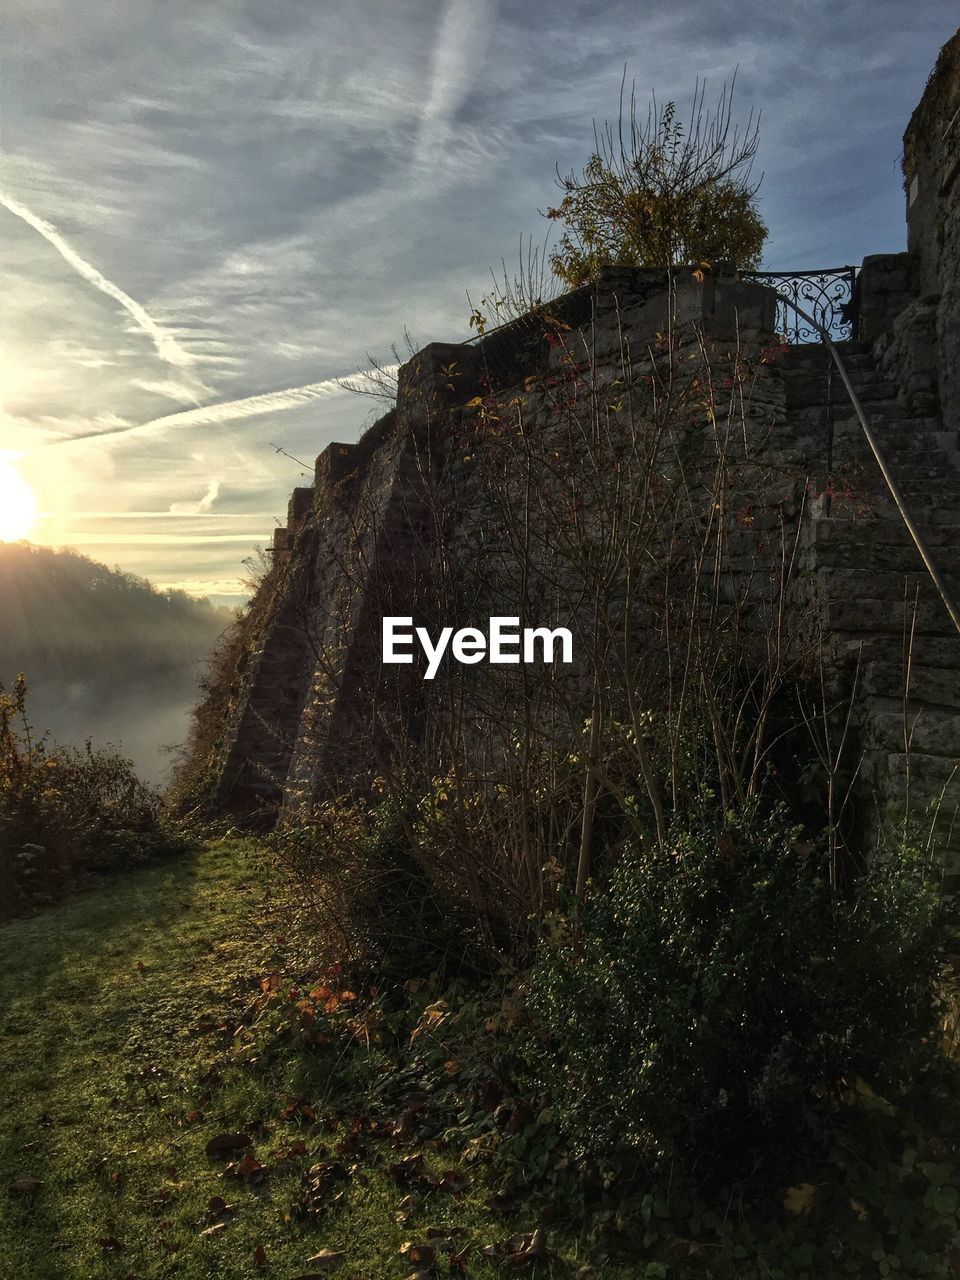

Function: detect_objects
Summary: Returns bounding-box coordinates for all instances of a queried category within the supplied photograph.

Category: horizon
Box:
[1,2,956,605]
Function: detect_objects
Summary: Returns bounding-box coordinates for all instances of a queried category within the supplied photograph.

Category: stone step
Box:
[816,566,960,599]
[785,376,899,407]
[864,704,960,757]
[783,340,872,362]
[850,498,960,526]
[825,633,960,674]
[862,660,960,707]
[781,350,876,372]
[822,593,960,637]
[809,514,960,546]
[787,401,908,426]
[782,364,889,386]
[830,415,943,438]
[880,752,960,804]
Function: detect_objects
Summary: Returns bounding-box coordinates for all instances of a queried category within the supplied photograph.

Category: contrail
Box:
[44,367,399,448]
[0,190,195,370]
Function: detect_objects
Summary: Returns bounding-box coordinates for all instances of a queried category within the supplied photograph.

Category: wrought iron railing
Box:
[740,266,859,344]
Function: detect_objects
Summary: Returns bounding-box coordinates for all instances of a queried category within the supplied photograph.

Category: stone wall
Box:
[196,30,960,860]
[204,268,793,818]
[904,27,960,428]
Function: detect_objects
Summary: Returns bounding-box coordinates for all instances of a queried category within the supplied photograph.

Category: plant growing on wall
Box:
[546,75,767,285]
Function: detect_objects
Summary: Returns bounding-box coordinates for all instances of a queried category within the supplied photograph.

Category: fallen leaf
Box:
[439,1169,471,1196]
[229,1154,266,1184]
[396,1193,420,1223]
[388,1154,425,1183]
[399,1241,435,1267]
[784,1183,816,1216]
[505,1228,551,1268]
[253,1243,268,1267]
[99,1237,126,1251]
[205,1133,253,1161]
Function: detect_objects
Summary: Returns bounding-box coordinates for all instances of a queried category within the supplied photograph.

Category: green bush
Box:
[526,803,944,1181]
[0,675,179,914]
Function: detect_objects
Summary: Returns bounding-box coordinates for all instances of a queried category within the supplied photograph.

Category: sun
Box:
[0,457,38,542]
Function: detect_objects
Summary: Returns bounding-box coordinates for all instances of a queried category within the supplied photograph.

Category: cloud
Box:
[0,189,198,373]
[5,0,957,604]
[131,376,204,404]
[415,0,497,164]
[169,478,221,515]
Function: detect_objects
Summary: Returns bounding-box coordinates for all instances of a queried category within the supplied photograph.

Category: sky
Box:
[1,1,956,605]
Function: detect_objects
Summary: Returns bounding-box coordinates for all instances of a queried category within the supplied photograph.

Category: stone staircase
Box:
[780,339,960,862]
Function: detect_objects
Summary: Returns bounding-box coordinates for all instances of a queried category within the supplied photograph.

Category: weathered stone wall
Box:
[198,30,960,859]
[904,27,960,428]
[199,257,960,865]
[205,268,793,817]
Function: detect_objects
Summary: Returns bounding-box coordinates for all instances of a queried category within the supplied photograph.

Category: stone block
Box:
[287,486,314,526]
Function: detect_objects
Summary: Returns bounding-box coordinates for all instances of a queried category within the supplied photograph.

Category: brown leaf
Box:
[395,1193,420,1223]
[253,1243,268,1267]
[205,1132,253,1161]
[505,1228,551,1268]
[439,1169,470,1196]
[388,1153,425,1183]
[99,1237,126,1251]
[232,1154,266,1184]
[399,1241,435,1267]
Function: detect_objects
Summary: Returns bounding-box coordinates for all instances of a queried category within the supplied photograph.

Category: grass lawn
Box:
[0,840,606,1280]
[5,838,959,1280]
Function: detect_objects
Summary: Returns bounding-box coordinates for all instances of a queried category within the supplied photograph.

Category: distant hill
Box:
[0,542,232,783]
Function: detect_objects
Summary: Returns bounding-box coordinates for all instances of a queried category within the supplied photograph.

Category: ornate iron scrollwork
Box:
[740,267,859,344]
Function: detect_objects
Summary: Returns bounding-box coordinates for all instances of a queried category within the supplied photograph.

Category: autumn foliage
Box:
[547,79,767,286]
[0,675,177,914]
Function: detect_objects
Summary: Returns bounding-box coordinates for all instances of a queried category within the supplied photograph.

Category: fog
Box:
[0,542,232,785]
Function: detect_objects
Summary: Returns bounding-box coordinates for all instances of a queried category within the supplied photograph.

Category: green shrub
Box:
[526,802,944,1181]
[0,675,180,914]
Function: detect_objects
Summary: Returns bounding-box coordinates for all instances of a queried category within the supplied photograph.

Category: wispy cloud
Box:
[415,0,496,164]
[169,478,220,514]
[0,189,199,373]
[5,0,955,602]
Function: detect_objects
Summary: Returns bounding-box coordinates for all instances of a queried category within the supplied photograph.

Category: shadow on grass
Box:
[0,845,205,1276]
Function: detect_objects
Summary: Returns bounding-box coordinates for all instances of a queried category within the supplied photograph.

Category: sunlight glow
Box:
[0,457,38,542]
